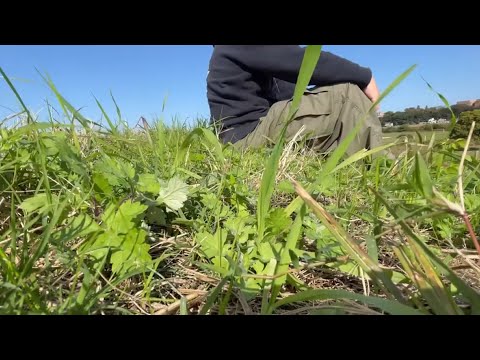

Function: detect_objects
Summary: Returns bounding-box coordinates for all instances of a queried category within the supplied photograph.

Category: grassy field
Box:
[382,130,450,144]
[1,51,480,315]
[383,129,479,157]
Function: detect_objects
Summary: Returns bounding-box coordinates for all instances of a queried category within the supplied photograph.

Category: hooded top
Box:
[206,45,372,144]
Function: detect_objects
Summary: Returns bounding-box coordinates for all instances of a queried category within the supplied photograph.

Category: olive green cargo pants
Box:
[234,83,383,156]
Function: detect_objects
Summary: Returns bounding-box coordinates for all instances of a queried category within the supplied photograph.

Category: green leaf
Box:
[414,152,434,199]
[211,256,231,277]
[175,127,225,168]
[365,234,379,265]
[241,278,263,301]
[51,213,101,243]
[41,135,61,156]
[82,231,122,261]
[224,216,254,244]
[201,193,231,217]
[257,241,276,262]
[92,173,113,198]
[156,177,189,211]
[111,228,152,275]
[137,173,161,194]
[94,156,135,188]
[19,193,58,215]
[262,258,277,277]
[267,204,307,314]
[278,180,295,194]
[102,200,147,234]
[47,134,87,177]
[196,228,229,259]
[200,193,220,210]
[145,206,167,226]
[266,208,293,236]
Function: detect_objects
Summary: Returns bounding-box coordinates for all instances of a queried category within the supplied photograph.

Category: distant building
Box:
[428,118,437,124]
[437,118,449,124]
[383,122,394,128]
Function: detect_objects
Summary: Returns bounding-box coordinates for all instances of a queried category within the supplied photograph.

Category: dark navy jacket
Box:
[206,45,372,144]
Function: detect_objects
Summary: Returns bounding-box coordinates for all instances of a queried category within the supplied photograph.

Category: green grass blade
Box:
[110,91,125,128]
[94,96,118,135]
[365,234,379,265]
[332,142,399,173]
[37,71,101,132]
[289,46,323,119]
[284,65,417,219]
[162,93,168,113]
[421,76,457,131]
[414,151,434,199]
[20,193,70,278]
[267,204,307,313]
[372,188,480,312]
[175,127,225,168]
[321,64,417,177]
[257,45,322,243]
[293,180,407,302]
[0,67,33,123]
[199,276,229,315]
[272,289,424,315]
[408,240,461,314]
[179,297,188,315]
[155,120,166,159]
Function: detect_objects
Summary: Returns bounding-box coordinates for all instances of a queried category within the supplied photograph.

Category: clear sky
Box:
[1,45,479,126]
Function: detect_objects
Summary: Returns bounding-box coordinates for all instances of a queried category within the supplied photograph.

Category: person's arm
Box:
[224,45,373,91]
[363,75,380,107]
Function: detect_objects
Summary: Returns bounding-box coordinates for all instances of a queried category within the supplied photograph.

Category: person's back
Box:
[207,45,382,155]
[207,46,294,143]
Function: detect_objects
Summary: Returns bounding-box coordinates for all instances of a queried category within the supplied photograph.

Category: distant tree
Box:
[437,107,452,120]
[381,104,477,127]
[450,110,480,141]
[452,104,473,117]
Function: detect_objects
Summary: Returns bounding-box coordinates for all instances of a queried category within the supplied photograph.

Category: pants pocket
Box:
[285,87,336,141]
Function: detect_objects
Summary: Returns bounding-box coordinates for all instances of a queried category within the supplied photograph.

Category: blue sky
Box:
[1,45,479,126]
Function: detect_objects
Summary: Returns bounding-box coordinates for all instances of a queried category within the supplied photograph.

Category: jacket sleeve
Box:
[229,45,372,89]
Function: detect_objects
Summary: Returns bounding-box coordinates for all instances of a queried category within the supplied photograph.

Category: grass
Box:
[1,49,480,315]
[383,130,479,157]
[383,130,450,145]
